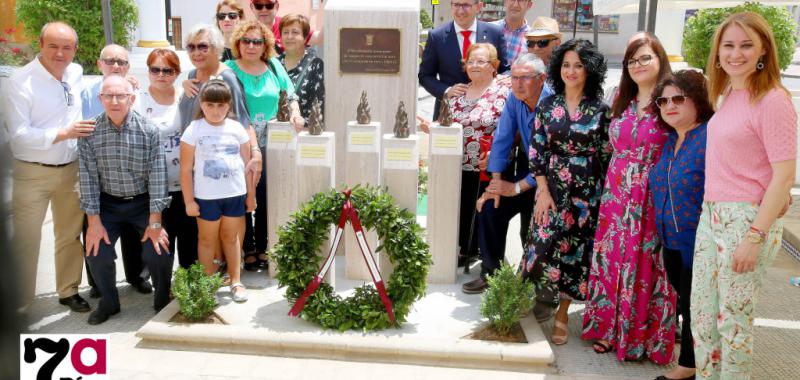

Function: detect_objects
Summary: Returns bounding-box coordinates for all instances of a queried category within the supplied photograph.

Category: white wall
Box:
[171,0,221,44]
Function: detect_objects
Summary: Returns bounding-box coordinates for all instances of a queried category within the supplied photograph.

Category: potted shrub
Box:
[171,263,225,324]
[470,264,534,343]
[683,2,798,71]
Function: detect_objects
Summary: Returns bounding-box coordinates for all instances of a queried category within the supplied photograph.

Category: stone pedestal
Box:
[344,122,381,280]
[380,134,419,278]
[324,0,419,188]
[266,121,298,277]
[296,131,336,284]
[426,124,463,284]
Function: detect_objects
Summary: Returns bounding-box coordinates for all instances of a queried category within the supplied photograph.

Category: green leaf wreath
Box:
[273,185,431,331]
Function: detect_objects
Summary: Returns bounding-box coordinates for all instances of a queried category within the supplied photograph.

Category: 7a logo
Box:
[20,335,108,380]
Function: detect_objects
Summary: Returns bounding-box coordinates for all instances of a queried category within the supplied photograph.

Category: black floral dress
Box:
[519,94,611,301]
[278,50,324,120]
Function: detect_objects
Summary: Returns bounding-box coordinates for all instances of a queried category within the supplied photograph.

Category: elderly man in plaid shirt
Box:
[79,75,173,325]
[492,0,534,64]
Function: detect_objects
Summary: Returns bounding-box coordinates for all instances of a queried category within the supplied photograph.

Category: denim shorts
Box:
[196,195,246,221]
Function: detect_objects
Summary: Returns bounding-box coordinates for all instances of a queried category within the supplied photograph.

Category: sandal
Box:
[243,250,264,272]
[593,340,612,354]
[231,282,248,303]
[552,318,569,345]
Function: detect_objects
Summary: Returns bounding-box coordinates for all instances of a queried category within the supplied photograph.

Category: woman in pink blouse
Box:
[581,32,677,364]
[419,43,509,267]
[691,12,796,379]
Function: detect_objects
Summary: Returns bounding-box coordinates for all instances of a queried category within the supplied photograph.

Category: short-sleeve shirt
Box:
[134,87,183,192]
[704,88,797,202]
[180,118,250,200]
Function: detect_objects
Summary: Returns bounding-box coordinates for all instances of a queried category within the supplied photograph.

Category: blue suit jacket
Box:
[419,21,509,120]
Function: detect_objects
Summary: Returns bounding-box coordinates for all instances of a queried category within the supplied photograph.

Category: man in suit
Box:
[419,0,510,120]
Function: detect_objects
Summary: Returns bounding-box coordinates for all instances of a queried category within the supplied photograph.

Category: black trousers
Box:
[459,171,487,259]
[86,194,174,313]
[243,148,267,254]
[476,188,534,278]
[162,191,198,269]
[84,219,148,289]
[664,247,695,368]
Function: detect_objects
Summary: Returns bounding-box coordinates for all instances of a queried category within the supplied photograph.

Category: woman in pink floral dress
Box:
[581,33,677,365]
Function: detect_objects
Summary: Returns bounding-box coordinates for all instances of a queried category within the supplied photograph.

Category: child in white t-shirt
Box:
[179,80,255,302]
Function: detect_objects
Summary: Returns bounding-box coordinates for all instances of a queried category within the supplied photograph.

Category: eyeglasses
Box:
[510,74,537,82]
[99,93,132,102]
[655,95,687,108]
[217,12,240,21]
[186,43,210,53]
[102,58,129,67]
[60,81,74,107]
[252,2,276,10]
[451,2,476,10]
[465,59,490,67]
[506,0,531,5]
[239,37,266,46]
[626,54,653,68]
[527,39,553,49]
[149,66,177,76]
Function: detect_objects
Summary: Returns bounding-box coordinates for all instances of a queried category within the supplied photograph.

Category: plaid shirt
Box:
[492,19,530,65]
[78,110,170,215]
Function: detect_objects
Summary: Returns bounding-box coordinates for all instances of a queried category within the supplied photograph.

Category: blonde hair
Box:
[706,11,788,107]
[462,43,500,76]
[215,0,244,29]
[230,20,276,63]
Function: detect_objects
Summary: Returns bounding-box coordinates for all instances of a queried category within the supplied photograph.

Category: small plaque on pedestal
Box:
[346,121,380,153]
[297,132,335,167]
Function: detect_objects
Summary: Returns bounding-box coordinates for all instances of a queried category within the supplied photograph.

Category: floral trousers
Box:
[691,202,782,380]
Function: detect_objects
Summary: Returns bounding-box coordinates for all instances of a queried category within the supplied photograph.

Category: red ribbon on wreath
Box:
[288,189,395,323]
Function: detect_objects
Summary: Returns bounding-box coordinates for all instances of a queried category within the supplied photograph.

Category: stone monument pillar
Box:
[324,0,419,188]
[380,133,419,278]
[426,117,463,284]
[266,120,297,278]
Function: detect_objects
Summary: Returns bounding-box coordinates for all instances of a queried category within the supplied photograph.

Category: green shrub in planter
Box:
[683,2,797,71]
[172,263,223,321]
[16,0,138,74]
[420,9,434,30]
[480,264,535,335]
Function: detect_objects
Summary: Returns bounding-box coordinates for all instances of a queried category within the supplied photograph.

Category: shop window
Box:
[552,0,619,33]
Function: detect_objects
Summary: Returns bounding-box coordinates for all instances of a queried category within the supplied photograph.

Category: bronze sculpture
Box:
[276,90,291,122]
[356,90,371,124]
[308,99,323,135]
[438,97,452,126]
[393,101,409,138]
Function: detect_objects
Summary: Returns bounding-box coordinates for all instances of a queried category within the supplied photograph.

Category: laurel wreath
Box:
[273,185,431,331]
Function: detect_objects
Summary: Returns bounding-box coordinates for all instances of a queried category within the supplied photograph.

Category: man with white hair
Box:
[5,21,91,313]
[79,75,173,325]
[463,53,552,295]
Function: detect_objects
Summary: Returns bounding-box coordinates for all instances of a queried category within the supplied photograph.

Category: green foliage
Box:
[683,2,798,70]
[417,159,428,196]
[480,264,534,335]
[172,263,223,321]
[420,9,434,30]
[16,0,139,74]
[273,185,431,332]
[0,28,32,66]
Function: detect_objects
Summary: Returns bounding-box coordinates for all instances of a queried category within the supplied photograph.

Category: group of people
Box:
[7,0,324,325]
[419,2,795,380]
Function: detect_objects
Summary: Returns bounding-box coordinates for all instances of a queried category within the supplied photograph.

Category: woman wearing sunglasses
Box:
[214,0,244,62]
[225,20,304,272]
[582,32,676,364]
[648,70,713,380]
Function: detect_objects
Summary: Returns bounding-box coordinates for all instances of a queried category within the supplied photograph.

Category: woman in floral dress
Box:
[519,39,610,345]
[581,32,676,364]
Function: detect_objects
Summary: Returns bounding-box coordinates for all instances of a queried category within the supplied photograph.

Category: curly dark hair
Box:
[547,39,607,100]
[652,70,714,131]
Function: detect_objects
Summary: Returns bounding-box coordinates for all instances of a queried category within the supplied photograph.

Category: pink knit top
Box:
[705,88,797,202]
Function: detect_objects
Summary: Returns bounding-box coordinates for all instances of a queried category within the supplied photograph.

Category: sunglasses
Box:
[217,12,240,21]
[252,2,276,10]
[149,66,177,76]
[240,37,266,46]
[655,95,687,108]
[526,39,553,49]
[102,58,129,67]
[187,43,210,53]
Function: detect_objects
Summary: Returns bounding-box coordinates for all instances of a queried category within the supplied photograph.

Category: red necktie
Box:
[460,30,472,58]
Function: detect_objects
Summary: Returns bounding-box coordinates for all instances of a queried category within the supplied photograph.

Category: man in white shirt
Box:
[5,21,93,313]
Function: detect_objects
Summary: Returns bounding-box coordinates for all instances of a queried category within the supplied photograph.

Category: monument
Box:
[266,93,297,277]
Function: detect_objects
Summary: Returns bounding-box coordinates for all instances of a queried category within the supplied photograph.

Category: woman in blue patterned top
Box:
[649,70,713,380]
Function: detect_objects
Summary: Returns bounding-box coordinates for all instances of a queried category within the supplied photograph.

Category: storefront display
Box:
[552,0,619,33]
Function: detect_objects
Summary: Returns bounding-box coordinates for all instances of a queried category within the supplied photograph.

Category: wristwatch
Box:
[746,226,766,244]
[149,222,162,230]
[514,181,521,195]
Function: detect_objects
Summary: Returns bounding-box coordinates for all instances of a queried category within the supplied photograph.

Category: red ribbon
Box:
[288,189,395,324]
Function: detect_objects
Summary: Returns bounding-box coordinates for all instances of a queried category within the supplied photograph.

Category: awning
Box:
[594,0,800,15]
